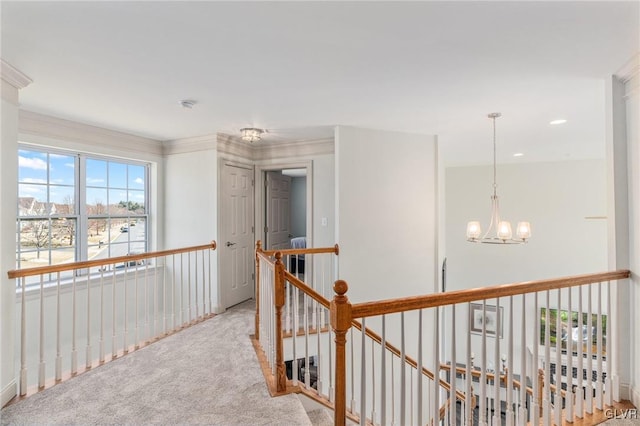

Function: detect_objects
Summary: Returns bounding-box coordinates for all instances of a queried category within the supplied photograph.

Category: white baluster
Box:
[449,306,456,426]
[466,303,473,426]
[360,318,366,426]
[586,284,593,415]
[350,327,356,413]
[506,297,514,426]
[519,295,527,425]
[39,275,45,388]
[576,285,584,418]
[56,272,62,381]
[596,282,603,410]
[304,294,310,389]
[144,260,149,342]
[532,292,540,425]
[201,250,206,317]
[134,263,139,349]
[606,280,613,405]
[188,252,192,323]
[555,290,562,426]
[123,266,129,354]
[292,285,298,385]
[418,309,424,426]
[111,268,117,359]
[86,267,92,369]
[208,250,212,316]
[316,302,323,395]
[72,273,78,374]
[493,298,500,426]
[180,253,184,326]
[400,312,406,426]
[391,353,396,426]
[154,257,158,336]
[172,254,176,330]
[380,315,387,425]
[566,289,574,423]
[543,291,551,426]
[433,306,440,426]
[20,277,27,395]
[480,301,487,426]
[194,251,199,320]
[371,338,376,425]
[99,267,105,363]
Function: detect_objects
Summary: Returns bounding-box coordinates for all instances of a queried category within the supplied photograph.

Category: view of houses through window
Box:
[17,147,149,282]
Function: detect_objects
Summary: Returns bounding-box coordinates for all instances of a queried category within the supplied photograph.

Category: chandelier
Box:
[466,113,531,244]
[240,128,264,143]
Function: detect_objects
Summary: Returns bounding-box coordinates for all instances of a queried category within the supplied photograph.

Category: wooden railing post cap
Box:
[256,240,262,251]
[274,251,282,262]
[334,279,348,296]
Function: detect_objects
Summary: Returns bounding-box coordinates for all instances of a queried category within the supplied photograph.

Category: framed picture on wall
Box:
[470,303,503,338]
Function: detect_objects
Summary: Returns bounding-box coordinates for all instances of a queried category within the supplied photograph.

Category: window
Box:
[17,147,149,280]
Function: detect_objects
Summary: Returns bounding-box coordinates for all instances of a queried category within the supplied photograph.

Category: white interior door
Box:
[265,171,292,250]
[221,163,254,308]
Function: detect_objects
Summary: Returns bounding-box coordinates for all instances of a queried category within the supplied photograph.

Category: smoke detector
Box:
[179,99,196,109]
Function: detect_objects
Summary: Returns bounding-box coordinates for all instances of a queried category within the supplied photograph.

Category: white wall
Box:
[335,126,439,304]
[1,76,20,406]
[163,141,219,310]
[447,160,608,288]
[445,159,609,376]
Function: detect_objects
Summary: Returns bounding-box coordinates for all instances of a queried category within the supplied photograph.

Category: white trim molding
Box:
[0,59,33,90]
[632,384,640,410]
[163,134,217,155]
[253,138,334,160]
[1,379,17,408]
[616,53,639,98]
[19,110,163,157]
[217,133,254,160]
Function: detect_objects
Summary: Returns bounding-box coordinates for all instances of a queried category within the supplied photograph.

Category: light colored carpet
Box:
[0,300,311,425]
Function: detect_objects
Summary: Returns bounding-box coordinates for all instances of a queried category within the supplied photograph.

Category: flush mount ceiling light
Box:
[466,113,531,244]
[240,127,264,143]
[549,119,567,125]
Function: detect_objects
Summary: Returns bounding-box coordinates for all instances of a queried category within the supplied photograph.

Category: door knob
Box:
[226,241,236,247]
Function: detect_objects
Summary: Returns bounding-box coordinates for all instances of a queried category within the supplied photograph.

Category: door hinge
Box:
[252,272,255,281]
[251,179,254,187]
[251,226,254,233]
[264,179,269,187]
[264,226,268,233]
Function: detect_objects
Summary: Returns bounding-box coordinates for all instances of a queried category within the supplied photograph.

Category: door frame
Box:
[255,160,314,252]
[217,158,255,312]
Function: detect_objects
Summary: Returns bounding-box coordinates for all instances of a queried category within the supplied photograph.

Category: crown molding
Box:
[0,59,33,89]
[253,137,334,160]
[163,134,217,155]
[19,110,163,157]
[615,53,639,98]
[217,133,254,160]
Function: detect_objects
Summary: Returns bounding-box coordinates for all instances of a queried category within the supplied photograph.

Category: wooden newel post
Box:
[331,279,352,426]
[274,252,287,393]
[255,240,262,340]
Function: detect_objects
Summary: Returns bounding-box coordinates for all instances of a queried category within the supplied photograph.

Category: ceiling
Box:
[1,1,638,166]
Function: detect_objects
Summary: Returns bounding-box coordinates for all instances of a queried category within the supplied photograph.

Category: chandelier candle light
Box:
[466,113,531,244]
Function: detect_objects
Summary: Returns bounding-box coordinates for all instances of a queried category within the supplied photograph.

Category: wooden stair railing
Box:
[254,242,468,425]
[331,269,631,426]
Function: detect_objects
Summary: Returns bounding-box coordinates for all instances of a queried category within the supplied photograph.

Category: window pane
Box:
[18,150,47,182]
[18,183,48,216]
[87,188,108,215]
[128,218,145,242]
[51,218,76,249]
[86,158,107,187]
[50,185,75,214]
[127,191,145,214]
[108,162,127,189]
[49,154,75,186]
[129,165,145,189]
[19,219,51,255]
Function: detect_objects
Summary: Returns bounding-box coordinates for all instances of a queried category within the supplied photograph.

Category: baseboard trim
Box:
[619,381,631,401]
[212,305,225,315]
[1,379,17,408]
[632,384,640,409]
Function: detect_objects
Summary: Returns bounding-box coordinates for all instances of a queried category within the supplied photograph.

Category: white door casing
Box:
[220,162,255,308]
[265,171,292,250]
